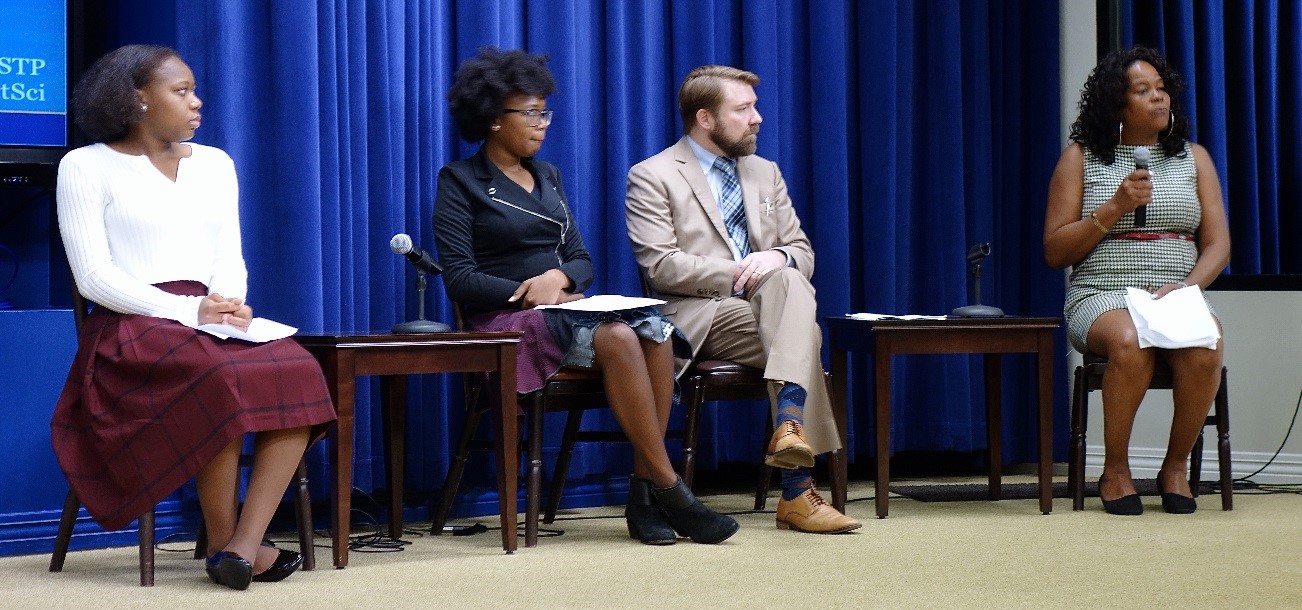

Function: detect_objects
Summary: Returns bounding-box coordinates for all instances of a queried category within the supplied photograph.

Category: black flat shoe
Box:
[206,551,252,590]
[252,549,303,582]
[626,477,677,545]
[1098,476,1143,516]
[1156,477,1197,514]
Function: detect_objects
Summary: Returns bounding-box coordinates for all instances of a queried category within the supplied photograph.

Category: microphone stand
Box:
[951,259,1005,318]
[393,269,452,333]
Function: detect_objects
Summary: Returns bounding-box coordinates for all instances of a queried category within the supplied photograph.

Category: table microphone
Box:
[390,233,443,275]
[390,233,450,333]
[1133,146,1150,227]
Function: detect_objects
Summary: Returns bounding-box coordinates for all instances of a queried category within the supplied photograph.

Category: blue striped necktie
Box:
[712,157,751,258]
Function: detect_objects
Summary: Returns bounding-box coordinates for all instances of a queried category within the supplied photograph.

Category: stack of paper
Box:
[197,317,298,343]
[1123,286,1220,349]
[536,294,664,312]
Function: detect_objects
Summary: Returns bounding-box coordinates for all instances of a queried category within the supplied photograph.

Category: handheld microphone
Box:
[1133,147,1151,227]
[390,233,443,275]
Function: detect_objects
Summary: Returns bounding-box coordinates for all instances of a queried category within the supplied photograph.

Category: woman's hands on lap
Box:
[199,293,253,330]
[509,269,579,308]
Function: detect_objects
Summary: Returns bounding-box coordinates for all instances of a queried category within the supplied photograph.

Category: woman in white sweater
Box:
[53,45,336,590]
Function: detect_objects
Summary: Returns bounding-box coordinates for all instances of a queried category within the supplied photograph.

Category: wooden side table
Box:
[295,331,520,566]
[824,316,1059,518]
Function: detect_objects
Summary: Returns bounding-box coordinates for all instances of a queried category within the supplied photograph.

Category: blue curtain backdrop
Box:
[1120,0,1302,274]
[163,0,1064,515]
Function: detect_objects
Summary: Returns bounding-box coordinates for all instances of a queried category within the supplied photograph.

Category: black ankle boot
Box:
[626,477,677,545]
[650,477,739,544]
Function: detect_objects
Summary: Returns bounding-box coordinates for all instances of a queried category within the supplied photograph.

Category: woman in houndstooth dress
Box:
[1043,47,1230,515]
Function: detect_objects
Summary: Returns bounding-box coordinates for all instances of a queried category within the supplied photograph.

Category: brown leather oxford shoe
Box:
[765,420,815,469]
[776,487,862,534]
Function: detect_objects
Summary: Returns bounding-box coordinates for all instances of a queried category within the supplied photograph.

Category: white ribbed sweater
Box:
[56,142,247,326]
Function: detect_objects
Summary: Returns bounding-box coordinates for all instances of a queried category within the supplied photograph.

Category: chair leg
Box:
[292,458,315,570]
[1215,368,1233,510]
[432,389,486,534]
[525,395,544,547]
[49,489,79,572]
[680,378,706,488]
[822,371,848,511]
[754,417,774,511]
[1068,366,1089,511]
[545,410,584,524]
[1189,431,1205,497]
[138,510,155,587]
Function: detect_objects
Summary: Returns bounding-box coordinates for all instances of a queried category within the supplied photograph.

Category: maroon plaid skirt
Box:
[50,281,336,531]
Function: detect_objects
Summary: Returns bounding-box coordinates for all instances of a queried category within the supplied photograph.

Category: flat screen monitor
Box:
[0,0,68,165]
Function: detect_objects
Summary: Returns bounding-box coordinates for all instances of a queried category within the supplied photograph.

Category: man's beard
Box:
[709,124,758,158]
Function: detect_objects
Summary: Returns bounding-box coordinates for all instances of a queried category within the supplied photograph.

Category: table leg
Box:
[323,353,355,568]
[383,376,406,539]
[1037,331,1054,515]
[829,350,849,512]
[494,346,519,553]
[874,344,892,519]
[985,353,1003,500]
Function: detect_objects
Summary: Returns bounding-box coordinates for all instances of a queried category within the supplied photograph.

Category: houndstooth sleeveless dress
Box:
[1064,143,1205,353]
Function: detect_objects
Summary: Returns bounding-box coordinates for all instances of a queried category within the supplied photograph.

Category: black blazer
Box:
[433,148,594,314]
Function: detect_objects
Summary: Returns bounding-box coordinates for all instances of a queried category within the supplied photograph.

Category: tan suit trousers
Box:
[694,267,838,455]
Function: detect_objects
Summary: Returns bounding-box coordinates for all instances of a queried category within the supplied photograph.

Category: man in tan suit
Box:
[625,65,859,534]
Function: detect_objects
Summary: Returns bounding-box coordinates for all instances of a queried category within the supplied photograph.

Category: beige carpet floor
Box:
[4,477,1299,608]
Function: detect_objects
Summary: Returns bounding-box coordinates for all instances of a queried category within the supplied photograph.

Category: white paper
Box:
[848,312,949,321]
[196,317,298,343]
[535,294,665,312]
[1123,285,1220,349]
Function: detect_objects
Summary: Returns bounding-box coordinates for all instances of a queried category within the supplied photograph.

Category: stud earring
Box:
[491,124,500,131]
[141,104,148,112]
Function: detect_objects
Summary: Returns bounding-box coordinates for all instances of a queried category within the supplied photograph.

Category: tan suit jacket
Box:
[626,136,839,455]
[625,136,815,354]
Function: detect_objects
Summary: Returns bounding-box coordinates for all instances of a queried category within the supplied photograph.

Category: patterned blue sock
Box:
[781,467,814,501]
[776,383,806,427]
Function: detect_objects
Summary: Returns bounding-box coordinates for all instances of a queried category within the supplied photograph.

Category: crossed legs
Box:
[196,426,310,573]
[1087,309,1223,501]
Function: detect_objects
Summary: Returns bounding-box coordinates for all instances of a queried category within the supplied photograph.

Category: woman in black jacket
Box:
[433,47,737,545]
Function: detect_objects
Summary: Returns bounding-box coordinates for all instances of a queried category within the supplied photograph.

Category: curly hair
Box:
[446,47,555,143]
[1069,46,1190,165]
[72,45,181,143]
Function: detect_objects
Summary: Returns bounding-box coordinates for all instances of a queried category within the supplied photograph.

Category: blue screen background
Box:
[0,0,68,147]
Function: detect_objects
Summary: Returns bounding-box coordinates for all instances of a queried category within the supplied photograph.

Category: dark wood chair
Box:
[681,362,843,510]
[1068,351,1232,511]
[637,274,846,511]
[432,302,666,547]
[431,364,612,547]
[49,280,315,586]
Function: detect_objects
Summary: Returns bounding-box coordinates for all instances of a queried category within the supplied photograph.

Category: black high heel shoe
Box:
[1097,475,1143,516]
[205,551,252,590]
[650,477,740,544]
[1155,475,1198,514]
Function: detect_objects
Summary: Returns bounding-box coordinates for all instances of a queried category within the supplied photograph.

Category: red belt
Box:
[1109,231,1195,242]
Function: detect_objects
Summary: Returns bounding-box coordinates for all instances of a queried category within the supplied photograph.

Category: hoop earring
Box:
[1117,121,1124,143]
[1165,111,1175,139]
